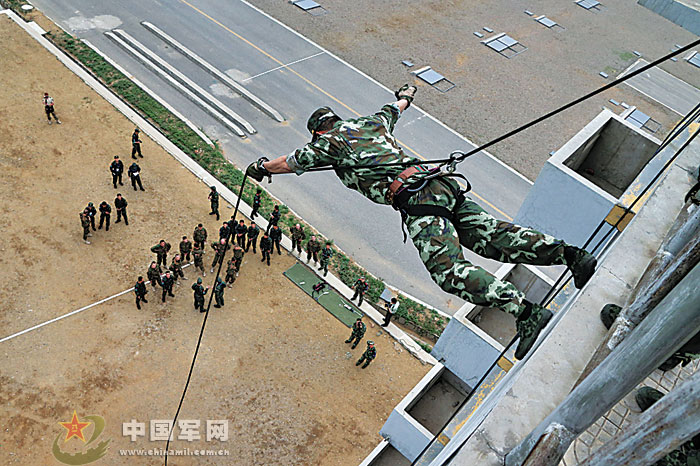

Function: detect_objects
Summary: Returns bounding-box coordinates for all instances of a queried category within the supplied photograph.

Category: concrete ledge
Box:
[111,28,255,135]
[81,38,213,146]
[104,30,247,138]
[141,21,284,123]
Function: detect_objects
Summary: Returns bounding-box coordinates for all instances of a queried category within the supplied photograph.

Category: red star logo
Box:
[59,411,91,442]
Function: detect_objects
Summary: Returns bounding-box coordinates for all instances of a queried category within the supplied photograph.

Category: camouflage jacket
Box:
[285,104,435,205]
[233,248,245,260]
[192,247,204,264]
[211,241,229,257]
[290,227,306,241]
[134,281,147,297]
[226,259,237,274]
[160,274,174,288]
[180,240,192,254]
[353,279,369,293]
[209,191,219,204]
[151,243,171,257]
[192,283,207,299]
[147,265,162,282]
[80,213,90,229]
[352,321,366,338]
[259,236,272,251]
[306,239,321,253]
[169,258,183,273]
[214,279,226,295]
[235,223,247,237]
[193,227,208,243]
[362,346,377,360]
[321,247,334,262]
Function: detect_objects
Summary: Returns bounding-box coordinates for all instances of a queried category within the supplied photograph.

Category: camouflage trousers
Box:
[345,332,364,348]
[405,186,567,317]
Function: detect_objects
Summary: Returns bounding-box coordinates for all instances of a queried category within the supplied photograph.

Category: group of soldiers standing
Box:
[79,195,129,244]
[345,317,377,369]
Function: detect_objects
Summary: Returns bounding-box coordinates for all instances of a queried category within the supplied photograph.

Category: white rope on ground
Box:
[0,264,192,344]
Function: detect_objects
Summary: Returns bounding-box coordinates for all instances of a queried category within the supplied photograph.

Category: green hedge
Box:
[47,30,448,338]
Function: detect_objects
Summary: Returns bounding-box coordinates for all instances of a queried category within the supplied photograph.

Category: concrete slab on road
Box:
[32,0,532,314]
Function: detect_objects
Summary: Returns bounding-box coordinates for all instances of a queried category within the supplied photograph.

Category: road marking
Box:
[178,0,513,220]
[241,51,325,82]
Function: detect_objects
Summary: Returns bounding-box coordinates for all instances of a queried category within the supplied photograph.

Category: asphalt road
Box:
[623,59,700,116]
[32,0,532,314]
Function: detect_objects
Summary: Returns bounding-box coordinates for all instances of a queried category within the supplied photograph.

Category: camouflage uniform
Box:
[80,211,91,242]
[251,191,262,219]
[285,102,570,320]
[180,239,193,262]
[306,238,321,264]
[345,319,366,349]
[259,235,272,266]
[290,226,306,254]
[146,263,162,288]
[233,246,245,272]
[351,278,370,306]
[270,226,282,255]
[209,188,220,220]
[211,241,229,270]
[192,246,206,275]
[246,224,260,253]
[225,259,237,286]
[192,281,208,312]
[319,245,334,277]
[193,226,208,250]
[213,277,226,308]
[151,242,171,268]
[636,387,700,466]
[169,256,185,281]
[356,342,377,369]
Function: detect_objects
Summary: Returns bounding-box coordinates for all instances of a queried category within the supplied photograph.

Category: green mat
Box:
[284,263,362,327]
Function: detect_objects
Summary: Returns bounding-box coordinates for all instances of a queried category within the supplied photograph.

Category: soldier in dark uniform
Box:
[211,238,229,272]
[235,219,247,248]
[176,237,191,263]
[84,202,97,231]
[356,341,377,369]
[250,188,262,219]
[345,317,366,349]
[98,201,111,231]
[270,225,282,255]
[114,193,128,225]
[193,245,206,276]
[246,221,260,253]
[131,128,143,159]
[192,277,208,312]
[319,242,334,277]
[306,235,321,265]
[134,276,148,310]
[311,280,327,300]
[267,205,280,233]
[351,277,370,306]
[209,186,220,220]
[169,254,186,281]
[213,277,226,308]
[80,210,91,244]
[193,223,208,250]
[151,239,171,268]
[147,261,162,289]
[110,156,124,189]
[219,221,231,241]
[225,258,237,288]
[259,233,272,266]
[290,224,306,256]
[128,162,145,191]
[160,271,175,303]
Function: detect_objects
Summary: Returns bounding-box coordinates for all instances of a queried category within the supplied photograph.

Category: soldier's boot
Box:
[168,292,175,297]
[324,270,328,277]
[635,387,664,412]
[351,343,358,349]
[564,246,597,289]
[600,304,623,330]
[515,301,553,360]
[362,362,370,369]
[142,298,148,303]
[83,239,91,245]
[260,256,265,262]
[266,259,270,266]
[359,296,364,306]
[214,304,221,308]
[137,302,141,310]
[345,338,352,343]
[355,360,362,366]
[56,119,62,124]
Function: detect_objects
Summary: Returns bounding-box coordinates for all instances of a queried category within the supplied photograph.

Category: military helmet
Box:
[88,202,93,207]
[307,106,339,134]
[197,277,202,284]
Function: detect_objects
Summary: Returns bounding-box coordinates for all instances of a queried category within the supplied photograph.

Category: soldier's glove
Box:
[394,84,417,108]
[246,157,271,183]
[684,181,700,205]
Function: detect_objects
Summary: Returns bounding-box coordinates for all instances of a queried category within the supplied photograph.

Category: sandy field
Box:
[0,15,429,465]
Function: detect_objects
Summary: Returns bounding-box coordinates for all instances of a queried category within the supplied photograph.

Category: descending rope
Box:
[161,37,700,466]
[164,174,248,465]
[414,106,700,466]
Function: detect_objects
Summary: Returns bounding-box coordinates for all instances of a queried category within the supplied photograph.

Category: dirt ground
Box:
[247,0,693,180]
[0,16,429,465]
